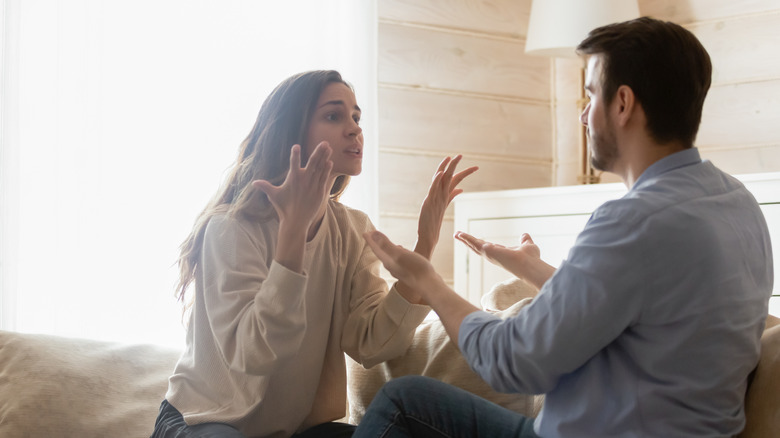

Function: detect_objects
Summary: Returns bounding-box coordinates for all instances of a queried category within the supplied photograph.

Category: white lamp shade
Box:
[525,0,640,58]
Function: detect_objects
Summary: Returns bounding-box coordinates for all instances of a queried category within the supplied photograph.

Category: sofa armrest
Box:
[0,330,181,438]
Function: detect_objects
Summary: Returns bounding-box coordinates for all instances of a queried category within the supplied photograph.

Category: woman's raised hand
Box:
[252,142,333,229]
[416,155,478,258]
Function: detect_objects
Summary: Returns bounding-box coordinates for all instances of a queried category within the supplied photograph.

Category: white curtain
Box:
[0,0,378,347]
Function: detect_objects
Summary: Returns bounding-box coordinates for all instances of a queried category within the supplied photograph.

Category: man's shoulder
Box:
[597,162,750,221]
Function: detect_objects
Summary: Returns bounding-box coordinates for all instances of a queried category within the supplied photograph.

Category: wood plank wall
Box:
[376,0,547,286]
[377,0,780,284]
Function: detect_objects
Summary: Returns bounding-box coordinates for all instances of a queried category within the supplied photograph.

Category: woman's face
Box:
[304,82,364,177]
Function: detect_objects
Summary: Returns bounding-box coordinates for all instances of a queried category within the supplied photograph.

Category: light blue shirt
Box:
[459,148,774,437]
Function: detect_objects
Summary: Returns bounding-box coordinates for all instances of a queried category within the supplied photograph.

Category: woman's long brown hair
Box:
[176,70,351,316]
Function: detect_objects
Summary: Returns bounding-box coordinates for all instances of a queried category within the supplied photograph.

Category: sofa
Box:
[1,279,778,438]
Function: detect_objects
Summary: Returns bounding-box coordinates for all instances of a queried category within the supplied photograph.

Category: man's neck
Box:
[616,139,688,188]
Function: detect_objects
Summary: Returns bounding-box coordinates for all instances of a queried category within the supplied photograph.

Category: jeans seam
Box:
[377,411,401,438]
[406,414,452,438]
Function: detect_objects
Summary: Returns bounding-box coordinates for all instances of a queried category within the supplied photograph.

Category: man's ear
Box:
[613,85,636,127]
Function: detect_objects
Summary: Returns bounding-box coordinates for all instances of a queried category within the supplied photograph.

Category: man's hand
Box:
[454,232,556,290]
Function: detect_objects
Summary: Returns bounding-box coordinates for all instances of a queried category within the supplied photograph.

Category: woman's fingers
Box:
[451,166,479,188]
[289,144,302,172]
[442,155,462,179]
[306,141,332,169]
[364,230,435,287]
[251,179,275,194]
[433,156,452,180]
[363,231,402,272]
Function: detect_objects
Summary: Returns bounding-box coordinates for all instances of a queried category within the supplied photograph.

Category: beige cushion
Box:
[481,277,538,312]
[0,330,181,438]
[347,278,543,424]
[739,315,780,437]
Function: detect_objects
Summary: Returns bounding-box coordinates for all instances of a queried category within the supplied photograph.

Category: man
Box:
[352,17,773,438]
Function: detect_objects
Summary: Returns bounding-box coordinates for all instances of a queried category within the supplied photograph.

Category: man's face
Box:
[580,55,618,172]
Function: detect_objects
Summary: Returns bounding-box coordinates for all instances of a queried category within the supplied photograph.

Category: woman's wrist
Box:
[274,220,307,273]
[413,238,436,260]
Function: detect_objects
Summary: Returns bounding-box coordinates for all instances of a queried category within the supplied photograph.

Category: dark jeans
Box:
[151,399,355,438]
[352,376,539,438]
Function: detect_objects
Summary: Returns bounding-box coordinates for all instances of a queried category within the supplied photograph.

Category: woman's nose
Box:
[349,121,362,136]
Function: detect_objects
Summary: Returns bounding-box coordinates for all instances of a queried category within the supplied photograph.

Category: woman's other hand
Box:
[364,231,445,298]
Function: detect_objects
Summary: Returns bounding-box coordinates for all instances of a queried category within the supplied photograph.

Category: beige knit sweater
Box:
[165,201,430,438]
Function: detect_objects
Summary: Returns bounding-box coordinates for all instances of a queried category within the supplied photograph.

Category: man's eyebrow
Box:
[319,100,361,112]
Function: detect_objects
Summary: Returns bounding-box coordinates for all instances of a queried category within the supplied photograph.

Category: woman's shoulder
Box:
[204,209,276,245]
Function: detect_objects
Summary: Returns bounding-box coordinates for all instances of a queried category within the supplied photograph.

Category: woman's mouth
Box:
[345,147,362,157]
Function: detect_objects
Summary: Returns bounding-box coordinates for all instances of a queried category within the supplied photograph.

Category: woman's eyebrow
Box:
[319,100,361,113]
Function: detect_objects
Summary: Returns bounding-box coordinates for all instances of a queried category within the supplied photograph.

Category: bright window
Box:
[0,0,378,347]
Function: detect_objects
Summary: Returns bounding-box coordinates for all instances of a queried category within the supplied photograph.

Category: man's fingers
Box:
[454,231,484,255]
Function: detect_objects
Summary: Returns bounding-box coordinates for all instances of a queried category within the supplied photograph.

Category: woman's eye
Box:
[325,113,338,121]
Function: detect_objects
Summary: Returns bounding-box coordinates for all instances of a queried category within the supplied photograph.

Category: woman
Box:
[150,70,477,438]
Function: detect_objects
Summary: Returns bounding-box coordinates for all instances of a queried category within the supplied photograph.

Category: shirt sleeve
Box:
[340,214,431,368]
[200,215,308,376]
[458,202,651,394]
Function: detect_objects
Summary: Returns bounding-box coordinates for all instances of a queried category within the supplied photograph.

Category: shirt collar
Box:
[632,147,702,189]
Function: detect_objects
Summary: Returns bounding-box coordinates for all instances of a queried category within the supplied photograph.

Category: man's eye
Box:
[353,116,361,125]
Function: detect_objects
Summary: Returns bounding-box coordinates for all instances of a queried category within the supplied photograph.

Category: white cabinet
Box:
[453,172,780,316]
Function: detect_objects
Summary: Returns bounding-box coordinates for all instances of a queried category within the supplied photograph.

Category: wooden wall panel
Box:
[641,0,780,24]
[378,87,552,161]
[690,13,780,85]
[701,145,780,175]
[379,22,550,101]
[553,58,583,186]
[378,151,550,215]
[697,80,780,148]
[377,0,548,279]
[379,0,531,38]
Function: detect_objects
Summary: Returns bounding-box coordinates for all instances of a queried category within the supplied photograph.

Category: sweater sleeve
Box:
[200,214,308,376]
[340,213,431,368]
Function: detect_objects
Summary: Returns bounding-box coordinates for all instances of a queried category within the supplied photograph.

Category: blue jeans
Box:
[151,399,355,438]
[353,376,539,438]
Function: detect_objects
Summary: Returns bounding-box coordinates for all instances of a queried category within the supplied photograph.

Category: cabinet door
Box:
[760,203,780,316]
